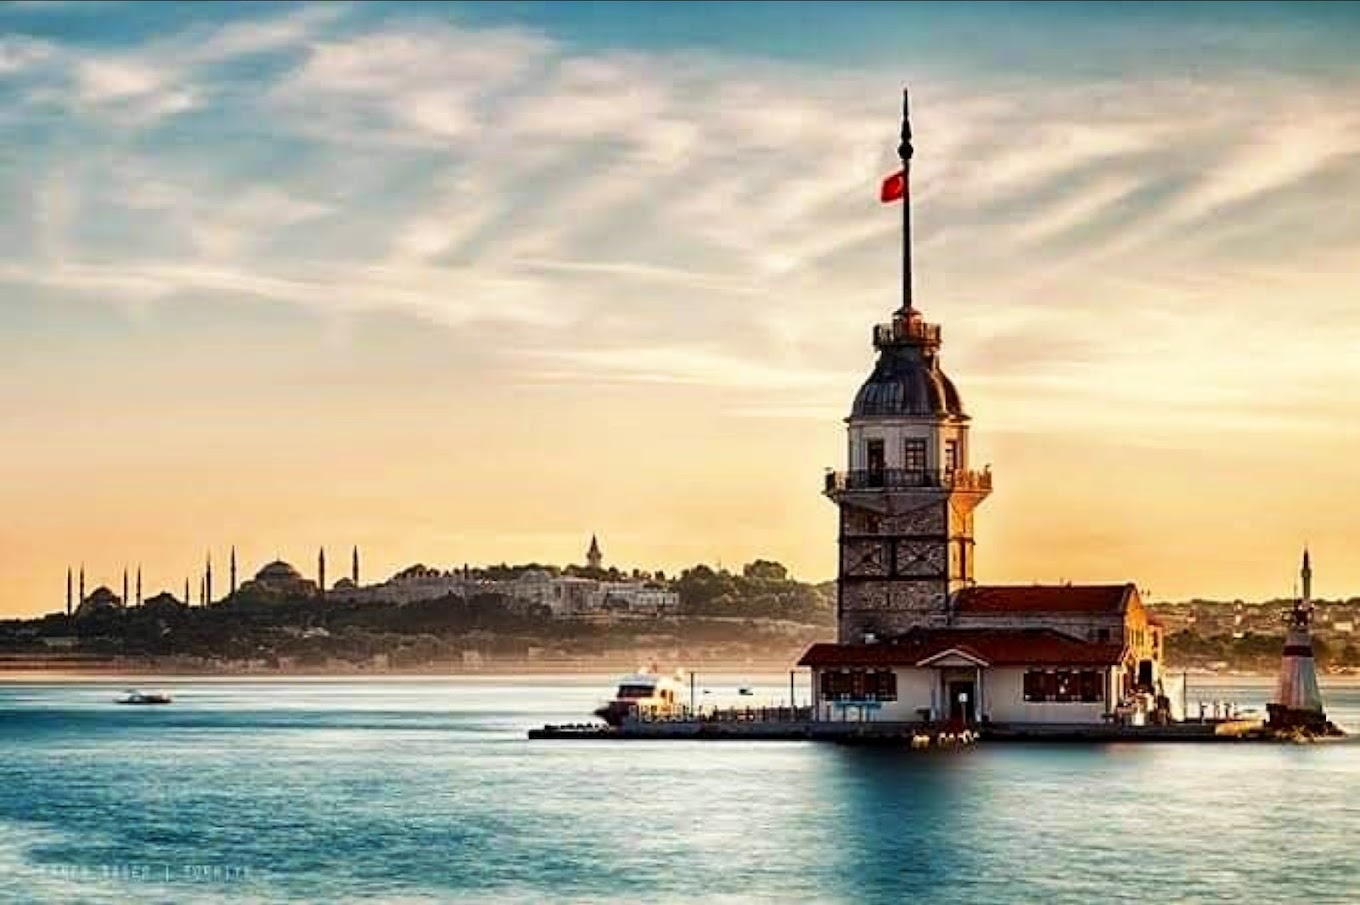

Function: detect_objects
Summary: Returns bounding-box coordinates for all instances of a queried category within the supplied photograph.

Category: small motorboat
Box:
[116,689,172,706]
[738,686,754,696]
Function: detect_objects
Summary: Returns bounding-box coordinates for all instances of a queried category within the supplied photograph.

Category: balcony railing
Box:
[824,468,992,493]
[874,318,941,348]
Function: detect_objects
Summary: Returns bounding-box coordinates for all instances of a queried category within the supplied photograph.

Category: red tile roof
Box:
[953,583,1135,616]
[798,628,1126,669]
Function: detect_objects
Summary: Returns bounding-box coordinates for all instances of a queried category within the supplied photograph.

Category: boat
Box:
[593,669,685,726]
[738,686,754,696]
[115,689,172,706]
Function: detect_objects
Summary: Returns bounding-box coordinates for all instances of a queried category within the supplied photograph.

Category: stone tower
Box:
[587,535,603,571]
[824,89,992,643]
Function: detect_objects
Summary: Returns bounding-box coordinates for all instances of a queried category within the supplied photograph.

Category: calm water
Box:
[2,675,1359,904]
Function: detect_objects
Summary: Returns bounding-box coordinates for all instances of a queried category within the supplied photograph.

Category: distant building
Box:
[586,535,603,570]
[237,560,319,599]
[599,582,680,617]
[75,585,122,619]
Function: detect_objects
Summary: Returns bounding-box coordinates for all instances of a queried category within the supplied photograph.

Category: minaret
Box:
[1268,549,1329,732]
[825,88,992,643]
[352,546,360,585]
[66,567,73,617]
[136,566,142,606]
[587,535,603,571]
[184,577,191,607]
[205,551,213,606]
[318,547,326,598]
[122,567,128,607]
[79,565,85,609]
[200,574,206,606]
[230,545,238,597]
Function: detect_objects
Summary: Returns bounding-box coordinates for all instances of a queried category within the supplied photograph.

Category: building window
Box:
[1023,669,1105,704]
[903,439,927,474]
[944,439,959,473]
[866,439,886,483]
[820,669,897,702]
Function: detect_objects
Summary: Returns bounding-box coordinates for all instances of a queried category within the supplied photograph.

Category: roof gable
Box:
[915,648,990,668]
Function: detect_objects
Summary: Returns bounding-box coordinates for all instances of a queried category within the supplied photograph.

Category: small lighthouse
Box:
[1267,549,1337,735]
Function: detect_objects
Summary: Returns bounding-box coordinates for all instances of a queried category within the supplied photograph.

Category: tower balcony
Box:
[824,467,992,494]
[873,316,940,349]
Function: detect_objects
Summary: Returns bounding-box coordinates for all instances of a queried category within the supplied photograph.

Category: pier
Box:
[526,702,1283,744]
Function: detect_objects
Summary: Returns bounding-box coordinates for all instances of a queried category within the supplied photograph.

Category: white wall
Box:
[814,665,1112,724]
[846,416,971,473]
[813,667,934,722]
[984,667,1108,725]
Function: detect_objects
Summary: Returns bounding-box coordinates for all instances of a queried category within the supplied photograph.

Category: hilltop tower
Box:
[79,565,85,608]
[824,89,992,643]
[66,567,73,617]
[352,546,360,585]
[122,567,128,609]
[230,545,238,597]
[136,566,142,606]
[587,535,603,571]
[205,551,213,605]
[318,547,326,598]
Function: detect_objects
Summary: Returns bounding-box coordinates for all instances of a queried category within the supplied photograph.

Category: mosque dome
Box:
[256,560,302,582]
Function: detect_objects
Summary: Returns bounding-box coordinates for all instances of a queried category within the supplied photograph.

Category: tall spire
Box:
[79,564,85,608]
[318,547,326,598]
[66,567,72,617]
[230,545,238,597]
[352,545,359,585]
[122,567,128,608]
[136,566,142,607]
[184,577,191,607]
[898,86,914,316]
[205,550,213,606]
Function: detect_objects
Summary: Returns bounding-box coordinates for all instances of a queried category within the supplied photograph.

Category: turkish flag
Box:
[880,169,907,203]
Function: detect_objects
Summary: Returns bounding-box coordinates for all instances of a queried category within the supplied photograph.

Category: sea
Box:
[2,674,1359,904]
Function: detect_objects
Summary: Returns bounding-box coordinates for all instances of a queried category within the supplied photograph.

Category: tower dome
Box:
[850,309,966,419]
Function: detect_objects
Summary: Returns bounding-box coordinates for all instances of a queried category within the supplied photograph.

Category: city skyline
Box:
[5,1,1360,616]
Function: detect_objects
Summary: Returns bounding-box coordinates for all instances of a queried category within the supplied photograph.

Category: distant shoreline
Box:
[4,666,1356,685]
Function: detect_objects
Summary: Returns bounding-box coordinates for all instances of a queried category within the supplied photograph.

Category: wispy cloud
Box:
[3,6,1360,437]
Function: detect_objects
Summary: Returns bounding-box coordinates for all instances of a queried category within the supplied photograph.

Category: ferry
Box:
[593,670,685,726]
[115,689,172,706]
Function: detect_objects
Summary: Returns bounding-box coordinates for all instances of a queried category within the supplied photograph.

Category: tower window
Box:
[944,439,959,473]
[866,439,886,480]
[903,439,927,474]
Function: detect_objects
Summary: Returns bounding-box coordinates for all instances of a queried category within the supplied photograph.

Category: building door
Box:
[948,680,975,724]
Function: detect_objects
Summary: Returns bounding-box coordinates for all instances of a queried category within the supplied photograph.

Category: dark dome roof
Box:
[256,560,302,581]
[851,345,965,418]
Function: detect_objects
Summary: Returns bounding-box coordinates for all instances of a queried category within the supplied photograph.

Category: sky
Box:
[3,1,1360,616]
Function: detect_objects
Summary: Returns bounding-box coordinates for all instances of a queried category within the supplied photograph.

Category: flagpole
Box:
[899,87,914,315]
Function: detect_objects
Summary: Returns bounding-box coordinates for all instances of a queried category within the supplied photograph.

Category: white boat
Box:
[115,689,172,706]
[593,669,685,726]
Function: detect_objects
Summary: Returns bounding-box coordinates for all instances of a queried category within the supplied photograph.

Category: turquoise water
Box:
[3,676,1359,904]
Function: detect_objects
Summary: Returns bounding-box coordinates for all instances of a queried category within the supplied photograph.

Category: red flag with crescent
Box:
[880,169,907,203]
